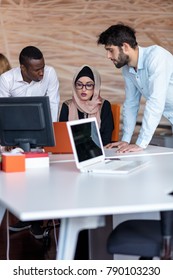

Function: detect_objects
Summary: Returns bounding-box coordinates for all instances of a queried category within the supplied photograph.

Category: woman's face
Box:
[75,76,95,101]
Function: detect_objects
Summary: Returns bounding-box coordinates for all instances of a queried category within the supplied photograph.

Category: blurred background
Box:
[0,0,172,128]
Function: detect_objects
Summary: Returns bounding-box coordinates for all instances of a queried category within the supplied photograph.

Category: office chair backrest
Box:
[111,103,121,142]
[107,210,173,260]
[44,122,73,154]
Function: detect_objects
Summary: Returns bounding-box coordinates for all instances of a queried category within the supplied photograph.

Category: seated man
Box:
[0,46,60,239]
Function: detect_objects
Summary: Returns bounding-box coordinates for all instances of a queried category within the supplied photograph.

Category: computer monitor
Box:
[0,96,55,152]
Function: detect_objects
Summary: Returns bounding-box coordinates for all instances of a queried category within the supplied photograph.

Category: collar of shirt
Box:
[128,46,145,74]
[13,67,24,82]
[14,67,43,85]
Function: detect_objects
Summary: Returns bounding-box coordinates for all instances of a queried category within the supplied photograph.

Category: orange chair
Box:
[111,103,121,142]
[44,122,73,154]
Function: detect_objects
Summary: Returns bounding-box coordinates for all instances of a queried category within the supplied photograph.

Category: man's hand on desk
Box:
[105,141,144,153]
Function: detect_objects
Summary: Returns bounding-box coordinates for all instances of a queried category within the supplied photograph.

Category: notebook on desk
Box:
[67,118,148,174]
[44,122,73,154]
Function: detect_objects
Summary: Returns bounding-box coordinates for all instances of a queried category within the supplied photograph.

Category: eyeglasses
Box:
[75,82,95,90]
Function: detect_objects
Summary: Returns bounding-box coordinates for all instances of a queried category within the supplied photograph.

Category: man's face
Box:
[105,45,129,68]
[21,57,45,83]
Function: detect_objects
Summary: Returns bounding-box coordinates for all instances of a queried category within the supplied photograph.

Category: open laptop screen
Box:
[70,119,103,162]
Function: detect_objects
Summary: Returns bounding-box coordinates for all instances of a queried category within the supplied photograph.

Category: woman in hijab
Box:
[59,65,114,145]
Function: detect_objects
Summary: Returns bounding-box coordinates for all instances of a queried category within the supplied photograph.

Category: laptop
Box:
[44,122,73,154]
[67,117,149,174]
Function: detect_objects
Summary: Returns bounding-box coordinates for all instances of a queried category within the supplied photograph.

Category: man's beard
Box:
[114,49,130,68]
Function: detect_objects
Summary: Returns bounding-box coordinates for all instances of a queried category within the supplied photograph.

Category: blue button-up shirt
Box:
[121,45,173,148]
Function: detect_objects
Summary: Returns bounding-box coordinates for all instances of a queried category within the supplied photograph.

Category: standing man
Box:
[97,24,173,153]
[0,45,60,122]
[0,46,60,239]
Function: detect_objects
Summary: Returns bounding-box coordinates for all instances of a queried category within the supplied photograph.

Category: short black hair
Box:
[19,46,43,66]
[97,24,138,49]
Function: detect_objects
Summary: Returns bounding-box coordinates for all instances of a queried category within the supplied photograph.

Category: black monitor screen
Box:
[0,96,55,151]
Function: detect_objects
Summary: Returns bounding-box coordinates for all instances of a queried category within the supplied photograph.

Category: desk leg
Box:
[57,216,105,260]
[89,215,113,259]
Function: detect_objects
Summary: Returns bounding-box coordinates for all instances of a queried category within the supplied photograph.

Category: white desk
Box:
[1,145,173,259]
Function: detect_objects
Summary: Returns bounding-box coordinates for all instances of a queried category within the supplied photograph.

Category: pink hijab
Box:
[67,65,103,127]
